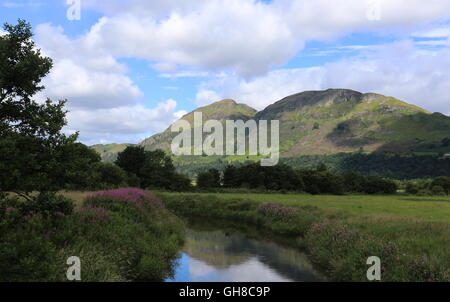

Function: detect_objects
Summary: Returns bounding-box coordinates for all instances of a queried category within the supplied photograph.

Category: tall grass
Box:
[158,192,450,281]
[0,188,184,282]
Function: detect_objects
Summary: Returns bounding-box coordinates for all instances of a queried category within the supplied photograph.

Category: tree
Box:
[115,146,146,177]
[93,162,128,189]
[431,176,450,195]
[223,165,239,188]
[196,169,221,189]
[0,20,78,198]
[57,142,101,190]
[140,149,177,189]
[364,176,397,194]
[116,146,191,191]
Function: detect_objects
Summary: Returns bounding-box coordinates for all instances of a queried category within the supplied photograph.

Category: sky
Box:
[1,0,450,145]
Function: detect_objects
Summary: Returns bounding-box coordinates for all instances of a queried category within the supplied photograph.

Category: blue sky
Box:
[2,0,450,145]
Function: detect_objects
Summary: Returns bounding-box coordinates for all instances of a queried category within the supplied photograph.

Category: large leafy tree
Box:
[0,20,80,198]
[116,146,191,191]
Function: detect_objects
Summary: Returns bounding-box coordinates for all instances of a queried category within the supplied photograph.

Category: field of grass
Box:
[156,191,450,281]
[164,192,450,222]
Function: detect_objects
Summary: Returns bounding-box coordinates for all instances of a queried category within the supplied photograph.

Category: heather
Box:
[0,188,184,281]
[158,192,450,281]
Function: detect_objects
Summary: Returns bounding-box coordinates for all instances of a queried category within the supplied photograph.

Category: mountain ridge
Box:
[92,89,450,162]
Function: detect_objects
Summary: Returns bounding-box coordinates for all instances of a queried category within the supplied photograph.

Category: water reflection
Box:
[167,226,323,282]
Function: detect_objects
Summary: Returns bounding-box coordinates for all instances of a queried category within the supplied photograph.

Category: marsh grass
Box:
[157,191,450,281]
[0,189,184,282]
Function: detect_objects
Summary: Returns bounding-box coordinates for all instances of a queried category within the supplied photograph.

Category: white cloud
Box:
[159,71,211,79]
[79,0,450,77]
[27,0,450,143]
[32,23,182,144]
[65,99,183,144]
[197,40,450,115]
[196,89,224,106]
[412,26,450,38]
[35,24,143,110]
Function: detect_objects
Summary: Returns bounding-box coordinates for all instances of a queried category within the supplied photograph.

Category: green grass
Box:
[1,189,184,282]
[158,192,450,222]
[156,191,450,281]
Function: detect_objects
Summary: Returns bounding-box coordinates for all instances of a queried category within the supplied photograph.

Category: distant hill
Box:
[141,89,450,156]
[91,89,450,178]
[256,89,450,155]
[139,99,257,152]
[91,143,134,162]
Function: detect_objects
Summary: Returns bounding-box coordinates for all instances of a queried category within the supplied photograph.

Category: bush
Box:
[92,162,128,188]
[405,182,420,195]
[82,188,184,281]
[2,193,74,218]
[364,176,397,194]
[431,186,446,196]
[431,176,450,195]
[0,189,184,282]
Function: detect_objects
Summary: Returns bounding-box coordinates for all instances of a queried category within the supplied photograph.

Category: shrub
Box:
[405,182,420,195]
[92,162,128,188]
[431,186,446,196]
[257,203,299,221]
[2,193,74,218]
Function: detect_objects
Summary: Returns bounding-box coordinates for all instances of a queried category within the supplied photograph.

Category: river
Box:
[166,220,324,282]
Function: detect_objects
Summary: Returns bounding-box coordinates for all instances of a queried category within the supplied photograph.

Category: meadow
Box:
[155,191,450,281]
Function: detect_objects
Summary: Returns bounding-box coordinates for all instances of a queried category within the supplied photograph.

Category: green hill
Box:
[256,89,449,155]
[139,99,257,152]
[91,143,134,162]
[141,89,450,156]
[91,89,450,177]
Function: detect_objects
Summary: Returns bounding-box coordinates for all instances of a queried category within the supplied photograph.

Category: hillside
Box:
[256,89,449,155]
[141,89,450,156]
[139,99,257,152]
[91,143,134,162]
[91,89,450,177]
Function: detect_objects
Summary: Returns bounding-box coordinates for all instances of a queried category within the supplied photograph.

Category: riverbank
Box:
[156,192,450,282]
[0,189,184,281]
[167,218,324,282]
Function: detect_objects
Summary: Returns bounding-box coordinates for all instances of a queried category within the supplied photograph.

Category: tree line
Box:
[197,162,398,195]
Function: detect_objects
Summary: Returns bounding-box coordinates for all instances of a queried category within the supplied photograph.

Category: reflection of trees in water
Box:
[184,227,323,282]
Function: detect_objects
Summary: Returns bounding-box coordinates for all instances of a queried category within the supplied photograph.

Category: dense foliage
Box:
[405,176,450,196]
[115,146,191,191]
[0,20,80,197]
[197,162,398,195]
[0,189,184,281]
[283,152,450,180]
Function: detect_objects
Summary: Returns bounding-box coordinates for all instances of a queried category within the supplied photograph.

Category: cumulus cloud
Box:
[79,0,450,77]
[196,40,450,115]
[33,23,182,144]
[28,0,450,143]
[35,24,143,110]
[65,99,184,144]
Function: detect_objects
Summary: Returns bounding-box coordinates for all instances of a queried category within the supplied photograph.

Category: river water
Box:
[166,222,324,282]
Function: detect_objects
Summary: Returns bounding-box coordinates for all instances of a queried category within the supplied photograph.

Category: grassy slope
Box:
[91,143,133,162]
